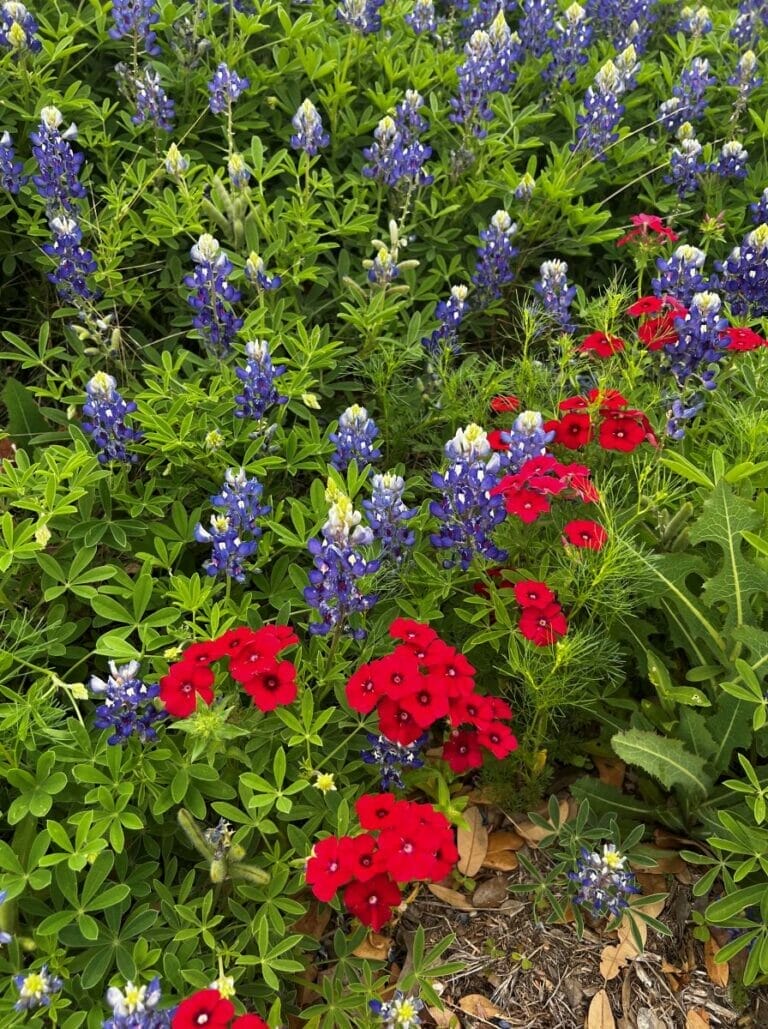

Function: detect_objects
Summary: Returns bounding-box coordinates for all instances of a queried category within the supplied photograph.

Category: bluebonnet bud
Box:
[652,244,709,305]
[290,98,330,156]
[710,140,748,180]
[305,485,380,638]
[193,515,258,582]
[405,0,435,33]
[534,259,577,332]
[667,291,728,385]
[362,91,432,188]
[211,466,271,534]
[665,130,705,199]
[472,209,518,304]
[104,978,173,1029]
[728,50,762,111]
[0,0,41,54]
[363,472,417,562]
[234,339,287,420]
[164,142,188,180]
[361,732,426,790]
[227,152,250,189]
[666,393,706,440]
[717,224,768,318]
[659,58,715,133]
[245,251,281,291]
[488,10,521,94]
[130,66,175,131]
[1,131,27,193]
[330,404,382,471]
[30,106,86,216]
[518,0,555,58]
[336,0,384,33]
[614,44,640,90]
[184,233,243,354]
[14,967,63,1011]
[366,246,399,286]
[573,60,626,161]
[676,4,712,35]
[90,661,165,746]
[429,424,507,571]
[568,845,641,919]
[208,63,249,115]
[545,3,591,86]
[43,215,98,301]
[498,410,555,473]
[82,372,143,464]
[751,188,768,225]
[109,0,160,54]
[422,285,470,355]
[514,172,536,202]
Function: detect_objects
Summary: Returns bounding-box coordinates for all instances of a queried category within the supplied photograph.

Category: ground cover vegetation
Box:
[0,0,767,1023]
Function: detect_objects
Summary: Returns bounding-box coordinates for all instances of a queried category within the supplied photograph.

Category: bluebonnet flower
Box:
[728,49,762,112]
[518,0,555,57]
[449,30,499,138]
[14,966,63,1011]
[422,285,470,355]
[30,106,86,216]
[573,60,627,161]
[568,845,641,919]
[131,67,175,131]
[109,0,160,54]
[498,410,555,473]
[0,0,41,53]
[234,339,287,420]
[676,4,712,35]
[362,91,433,188]
[193,469,269,581]
[43,215,99,301]
[290,99,329,157]
[545,3,591,86]
[361,732,426,790]
[614,44,640,91]
[227,152,250,189]
[665,130,706,199]
[370,991,425,1028]
[363,472,417,562]
[751,188,768,225]
[659,58,715,133]
[1,131,27,193]
[666,393,706,440]
[82,372,143,464]
[336,0,384,33]
[514,172,536,201]
[208,63,249,115]
[0,889,12,946]
[583,0,655,53]
[488,10,521,93]
[405,0,435,33]
[330,404,382,471]
[652,244,709,305]
[90,660,165,746]
[163,142,188,180]
[667,291,728,386]
[430,424,507,571]
[184,233,243,354]
[305,485,380,639]
[193,515,258,582]
[472,209,518,303]
[731,0,768,45]
[534,258,577,332]
[711,140,748,180]
[717,224,768,318]
[104,977,174,1028]
[211,467,271,535]
[245,251,281,292]
[366,246,399,286]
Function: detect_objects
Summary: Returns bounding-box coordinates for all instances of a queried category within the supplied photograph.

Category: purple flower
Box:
[245,251,281,292]
[366,246,399,286]
[1,130,27,193]
[227,152,250,189]
[90,660,165,746]
[109,0,160,54]
[194,468,269,581]
[498,410,555,473]
[429,424,507,571]
[43,215,99,301]
[404,0,435,33]
[336,0,384,33]
[128,66,175,131]
[659,58,715,133]
[534,258,577,332]
[667,291,728,386]
[514,172,536,201]
[664,131,706,198]
[717,224,768,318]
[652,244,709,305]
[370,991,425,1029]
[731,0,768,45]
[675,4,712,35]
[362,90,432,188]
[545,2,591,86]
[1,0,42,54]
[193,516,258,582]
[573,59,627,161]
[82,372,143,464]
[751,187,768,225]
[362,472,417,562]
[728,49,762,112]
[361,732,426,790]
[290,98,329,156]
[422,285,470,355]
[29,106,86,217]
[449,22,519,138]
[666,393,706,440]
[330,404,382,471]
[184,233,243,354]
[234,339,287,420]
[104,976,174,1029]
[710,140,748,180]
[208,62,249,114]
[583,0,656,53]
[472,209,518,304]
[518,0,555,58]
[210,466,271,535]
[568,845,641,919]
[14,966,63,1011]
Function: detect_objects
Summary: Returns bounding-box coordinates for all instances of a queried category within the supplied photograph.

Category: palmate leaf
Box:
[688,481,768,631]
[611,729,712,799]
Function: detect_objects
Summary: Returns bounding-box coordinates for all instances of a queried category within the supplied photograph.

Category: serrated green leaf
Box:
[611,729,711,797]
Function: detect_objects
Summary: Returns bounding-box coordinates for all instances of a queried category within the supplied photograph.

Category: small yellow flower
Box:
[210,975,236,999]
[163,646,183,660]
[313,772,337,794]
[35,523,51,547]
[302,392,321,410]
[204,429,225,451]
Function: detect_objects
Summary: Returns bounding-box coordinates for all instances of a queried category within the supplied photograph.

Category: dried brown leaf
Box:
[586,989,616,1029]
[458,994,504,1019]
[427,883,475,911]
[704,936,729,987]
[427,1007,462,1028]
[631,846,685,875]
[512,798,569,846]
[471,877,508,908]
[481,850,519,872]
[457,807,488,876]
[352,932,391,961]
[685,1009,710,1029]
[486,830,525,853]
[600,942,635,980]
[594,756,626,789]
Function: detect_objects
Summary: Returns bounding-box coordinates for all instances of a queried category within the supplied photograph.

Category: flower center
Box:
[329,861,338,873]
[368,895,378,905]
[181,682,193,694]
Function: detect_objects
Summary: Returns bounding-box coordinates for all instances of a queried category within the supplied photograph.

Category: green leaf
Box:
[707,693,753,775]
[3,376,49,437]
[706,884,768,923]
[611,729,711,798]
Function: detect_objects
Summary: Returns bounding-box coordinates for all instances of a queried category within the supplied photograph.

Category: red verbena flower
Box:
[421,641,475,694]
[377,697,426,746]
[617,214,678,247]
[345,662,384,715]
[231,1017,269,1029]
[721,327,767,351]
[546,412,593,449]
[344,834,383,882]
[448,693,494,729]
[499,486,551,522]
[598,414,648,452]
[579,331,625,357]
[356,793,398,831]
[343,873,402,932]
[563,519,608,550]
[378,816,438,881]
[626,295,664,316]
[442,728,484,772]
[241,659,298,711]
[306,836,355,902]
[519,603,568,646]
[478,721,518,760]
[216,627,258,656]
[388,618,438,649]
[182,640,228,666]
[514,580,556,608]
[171,990,234,1029]
[490,394,520,413]
[400,679,450,728]
[160,662,215,718]
[370,651,423,700]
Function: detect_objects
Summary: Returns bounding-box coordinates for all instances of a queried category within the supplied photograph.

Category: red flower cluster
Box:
[578,331,625,357]
[514,580,568,646]
[171,990,267,1029]
[159,625,299,717]
[616,214,679,248]
[627,295,687,350]
[490,394,520,413]
[563,519,608,551]
[720,326,768,352]
[491,455,599,523]
[306,796,459,931]
[346,619,517,773]
[545,389,658,453]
